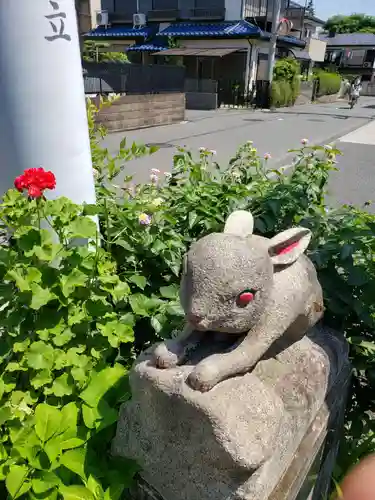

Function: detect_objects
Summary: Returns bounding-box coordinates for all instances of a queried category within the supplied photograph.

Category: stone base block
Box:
[113,325,350,500]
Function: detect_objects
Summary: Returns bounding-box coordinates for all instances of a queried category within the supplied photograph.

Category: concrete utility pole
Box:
[267,0,282,102]
[0,0,96,206]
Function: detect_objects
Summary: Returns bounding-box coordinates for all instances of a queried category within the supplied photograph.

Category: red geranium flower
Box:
[14,168,56,199]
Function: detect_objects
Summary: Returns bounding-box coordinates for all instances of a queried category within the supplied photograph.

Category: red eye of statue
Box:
[237,290,256,307]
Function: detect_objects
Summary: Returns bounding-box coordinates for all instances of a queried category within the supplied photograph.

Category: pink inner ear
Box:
[277,241,299,255]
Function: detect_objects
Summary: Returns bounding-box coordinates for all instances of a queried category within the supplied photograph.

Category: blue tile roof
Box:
[278,35,306,48]
[156,21,263,38]
[127,41,169,52]
[85,25,155,39]
[320,33,375,47]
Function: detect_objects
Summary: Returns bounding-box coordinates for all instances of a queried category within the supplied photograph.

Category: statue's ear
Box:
[268,228,311,266]
[224,211,254,237]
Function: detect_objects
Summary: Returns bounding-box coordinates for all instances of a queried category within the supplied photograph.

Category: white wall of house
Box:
[225,0,243,21]
[90,0,102,26]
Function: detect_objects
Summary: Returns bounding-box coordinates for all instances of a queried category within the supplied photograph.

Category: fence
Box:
[361,81,375,96]
[218,80,256,108]
[83,62,186,95]
[185,78,218,94]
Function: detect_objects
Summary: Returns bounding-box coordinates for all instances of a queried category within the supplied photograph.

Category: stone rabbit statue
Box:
[153,210,324,392]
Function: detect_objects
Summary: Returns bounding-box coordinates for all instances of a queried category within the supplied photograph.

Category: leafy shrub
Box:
[83,41,129,64]
[271,58,301,107]
[92,105,375,486]
[315,70,342,97]
[0,188,139,498]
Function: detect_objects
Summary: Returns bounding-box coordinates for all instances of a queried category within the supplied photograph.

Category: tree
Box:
[306,0,315,15]
[82,41,129,63]
[324,13,375,35]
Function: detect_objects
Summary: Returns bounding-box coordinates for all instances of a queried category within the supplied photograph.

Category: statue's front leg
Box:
[154,325,202,369]
[187,315,295,392]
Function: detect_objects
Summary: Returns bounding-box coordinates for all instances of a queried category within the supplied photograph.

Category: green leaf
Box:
[60,270,88,298]
[32,471,60,494]
[31,370,53,389]
[30,283,56,310]
[151,315,163,334]
[348,267,370,287]
[129,275,147,290]
[46,373,74,397]
[35,404,61,443]
[80,365,126,408]
[82,404,100,429]
[98,320,134,347]
[0,405,13,425]
[6,465,31,499]
[82,400,117,431]
[0,443,8,462]
[68,218,97,240]
[159,285,179,299]
[61,437,86,451]
[59,485,95,500]
[26,341,55,370]
[13,339,31,353]
[44,437,63,464]
[82,204,99,216]
[86,475,104,499]
[6,268,30,292]
[52,328,75,347]
[111,281,131,303]
[128,293,151,316]
[27,267,43,284]
[61,402,79,433]
[60,448,87,481]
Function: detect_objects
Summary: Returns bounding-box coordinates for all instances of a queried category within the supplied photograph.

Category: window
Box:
[365,49,375,63]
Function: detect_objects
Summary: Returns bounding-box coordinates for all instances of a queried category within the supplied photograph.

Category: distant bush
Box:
[271,58,301,108]
[315,70,342,97]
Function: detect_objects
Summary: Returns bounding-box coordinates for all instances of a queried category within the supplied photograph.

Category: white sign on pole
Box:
[0,0,96,206]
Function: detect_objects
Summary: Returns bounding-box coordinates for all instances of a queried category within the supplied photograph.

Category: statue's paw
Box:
[153,343,179,369]
[187,362,220,392]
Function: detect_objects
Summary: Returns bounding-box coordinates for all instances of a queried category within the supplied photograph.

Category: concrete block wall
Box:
[94,93,185,132]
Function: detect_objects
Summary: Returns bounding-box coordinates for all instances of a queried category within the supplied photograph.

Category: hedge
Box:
[315,70,342,97]
[271,58,301,108]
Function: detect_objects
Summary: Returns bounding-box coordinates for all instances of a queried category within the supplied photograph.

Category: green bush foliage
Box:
[271,58,301,107]
[315,70,342,97]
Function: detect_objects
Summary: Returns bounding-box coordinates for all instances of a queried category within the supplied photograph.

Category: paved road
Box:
[327,115,375,213]
[103,97,375,184]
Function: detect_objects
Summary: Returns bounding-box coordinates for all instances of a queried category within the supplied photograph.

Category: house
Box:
[319,33,375,81]
[76,0,101,34]
[282,0,326,74]
[84,0,306,105]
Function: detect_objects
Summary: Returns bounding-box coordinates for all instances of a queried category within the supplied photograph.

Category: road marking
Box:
[339,120,375,145]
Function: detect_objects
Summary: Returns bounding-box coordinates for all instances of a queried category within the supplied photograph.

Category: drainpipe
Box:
[300,0,308,40]
[0,0,96,206]
[244,41,253,94]
[267,0,281,83]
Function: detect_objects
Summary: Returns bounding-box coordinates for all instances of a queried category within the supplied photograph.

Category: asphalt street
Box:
[103,97,375,209]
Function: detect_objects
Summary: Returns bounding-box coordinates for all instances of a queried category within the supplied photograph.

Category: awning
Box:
[291,50,311,61]
[154,47,238,56]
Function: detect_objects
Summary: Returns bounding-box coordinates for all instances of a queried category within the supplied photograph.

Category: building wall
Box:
[224,0,242,20]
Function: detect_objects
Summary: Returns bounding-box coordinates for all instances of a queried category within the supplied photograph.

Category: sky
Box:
[314,0,375,21]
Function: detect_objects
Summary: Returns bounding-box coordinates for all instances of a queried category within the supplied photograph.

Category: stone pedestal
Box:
[113,325,350,500]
